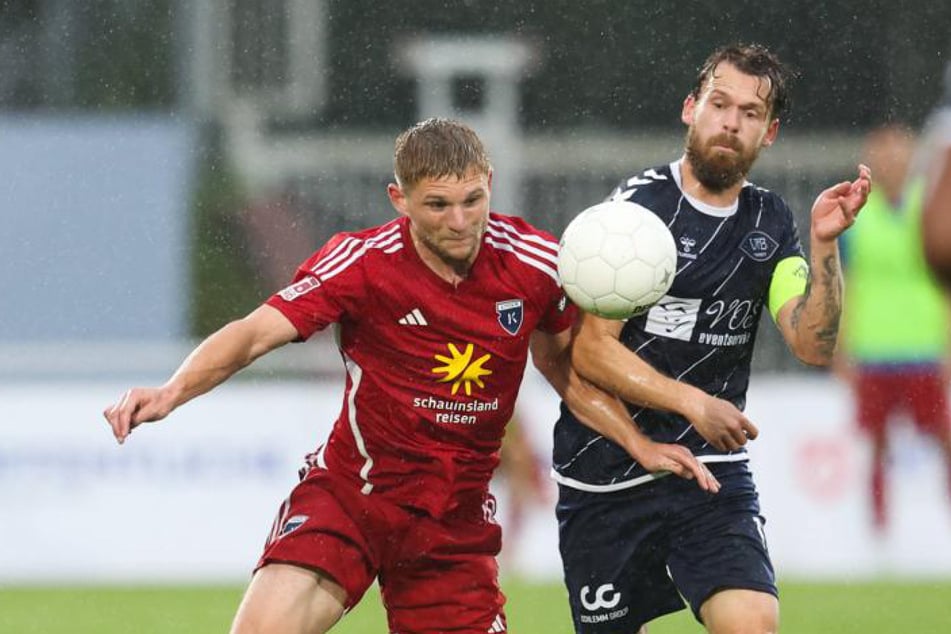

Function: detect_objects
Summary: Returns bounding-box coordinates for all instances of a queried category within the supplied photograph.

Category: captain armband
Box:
[768,255,809,322]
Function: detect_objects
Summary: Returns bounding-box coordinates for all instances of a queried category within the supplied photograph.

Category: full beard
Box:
[684,128,760,193]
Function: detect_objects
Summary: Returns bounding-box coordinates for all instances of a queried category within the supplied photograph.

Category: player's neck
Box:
[678,156,745,207]
[412,238,474,288]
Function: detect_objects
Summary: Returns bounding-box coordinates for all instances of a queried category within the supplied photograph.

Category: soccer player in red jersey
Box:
[103,118,717,634]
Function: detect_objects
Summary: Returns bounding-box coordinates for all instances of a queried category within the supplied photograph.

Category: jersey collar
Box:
[670,158,743,218]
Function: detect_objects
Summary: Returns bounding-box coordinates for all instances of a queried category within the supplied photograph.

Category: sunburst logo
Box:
[432,343,493,396]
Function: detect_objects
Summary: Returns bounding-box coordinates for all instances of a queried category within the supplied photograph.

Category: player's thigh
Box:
[699,588,779,634]
[382,552,506,634]
[259,470,384,610]
[667,494,777,626]
[230,563,347,634]
[557,485,684,633]
[380,504,506,633]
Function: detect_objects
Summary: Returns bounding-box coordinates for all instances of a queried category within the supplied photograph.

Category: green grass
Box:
[1,579,950,633]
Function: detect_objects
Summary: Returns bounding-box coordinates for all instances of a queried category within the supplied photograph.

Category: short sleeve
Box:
[265,233,364,340]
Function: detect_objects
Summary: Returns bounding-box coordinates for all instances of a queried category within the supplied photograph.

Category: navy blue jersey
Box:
[553,160,805,491]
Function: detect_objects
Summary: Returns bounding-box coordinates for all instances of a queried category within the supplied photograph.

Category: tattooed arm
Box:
[776,165,871,366]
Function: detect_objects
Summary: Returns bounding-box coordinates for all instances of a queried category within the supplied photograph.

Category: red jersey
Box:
[267,212,574,517]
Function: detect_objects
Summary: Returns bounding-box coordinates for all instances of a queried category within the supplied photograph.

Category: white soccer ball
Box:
[557,200,677,319]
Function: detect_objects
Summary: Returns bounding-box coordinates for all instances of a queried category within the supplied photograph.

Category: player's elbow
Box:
[569,333,602,382]
[791,342,834,368]
[798,352,833,368]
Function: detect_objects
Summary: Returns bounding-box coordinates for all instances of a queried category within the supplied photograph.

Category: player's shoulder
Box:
[607,163,681,221]
[739,179,794,218]
[485,212,560,283]
[488,212,558,243]
[610,163,675,200]
[332,217,405,248]
[305,218,406,279]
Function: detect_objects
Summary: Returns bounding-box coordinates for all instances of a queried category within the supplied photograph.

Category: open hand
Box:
[630,437,721,493]
[811,164,872,242]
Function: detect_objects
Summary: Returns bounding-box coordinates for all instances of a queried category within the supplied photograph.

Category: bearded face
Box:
[684,126,762,193]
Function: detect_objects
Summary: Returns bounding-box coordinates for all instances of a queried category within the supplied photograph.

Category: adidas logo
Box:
[487,613,506,633]
[398,308,428,326]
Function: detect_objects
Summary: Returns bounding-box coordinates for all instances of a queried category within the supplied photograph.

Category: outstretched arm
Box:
[532,326,719,492]
[103,304,299,444]
[777,164,872,366]
[570,313,758,453]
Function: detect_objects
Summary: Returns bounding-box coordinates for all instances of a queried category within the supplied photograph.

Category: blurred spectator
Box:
[838,123,951,532]
[239,195,319,291]
[922,61,951,290]
[493,415,551,571]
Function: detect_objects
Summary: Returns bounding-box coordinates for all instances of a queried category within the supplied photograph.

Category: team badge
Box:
[739,231,779,262]
[496,299,524,335]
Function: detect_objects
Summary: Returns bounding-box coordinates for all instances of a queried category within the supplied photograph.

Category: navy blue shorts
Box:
[557,462,777,632]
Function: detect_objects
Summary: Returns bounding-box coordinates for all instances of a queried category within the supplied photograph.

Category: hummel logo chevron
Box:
[398,308,428,326]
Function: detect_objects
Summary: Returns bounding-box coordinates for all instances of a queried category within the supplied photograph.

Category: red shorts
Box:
[854,367,951,436]
[258,468,506,633]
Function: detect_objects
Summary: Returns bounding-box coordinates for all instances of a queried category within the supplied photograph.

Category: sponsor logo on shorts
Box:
[580,583,621,611]
[278,514,309,537]
[579,583,629,624]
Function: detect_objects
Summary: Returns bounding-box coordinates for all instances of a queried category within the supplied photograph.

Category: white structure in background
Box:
[399,36,535,216]
[185,0,329,121]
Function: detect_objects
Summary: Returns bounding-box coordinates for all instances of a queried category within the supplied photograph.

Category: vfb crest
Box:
[740,230,779,262]
[496,299,523,335]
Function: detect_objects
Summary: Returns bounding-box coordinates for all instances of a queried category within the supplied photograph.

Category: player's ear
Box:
[761,118,780,148]
[681,95,697,126]
[388,182,409,216]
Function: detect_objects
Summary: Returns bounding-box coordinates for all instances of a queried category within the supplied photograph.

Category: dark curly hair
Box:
[691,44,793,120]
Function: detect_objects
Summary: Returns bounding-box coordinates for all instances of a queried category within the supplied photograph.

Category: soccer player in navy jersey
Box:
[553,45,871,633]
[102,118,718,634]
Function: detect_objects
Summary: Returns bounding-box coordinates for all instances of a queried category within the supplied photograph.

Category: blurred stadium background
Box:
[2,1,951,631]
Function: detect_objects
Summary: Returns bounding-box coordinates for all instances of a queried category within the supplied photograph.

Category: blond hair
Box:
[393,118,491,190]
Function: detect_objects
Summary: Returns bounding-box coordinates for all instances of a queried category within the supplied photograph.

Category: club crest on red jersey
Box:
[496,299,523,335]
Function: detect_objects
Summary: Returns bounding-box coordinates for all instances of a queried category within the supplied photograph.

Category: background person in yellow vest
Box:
[838,123,951,533]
